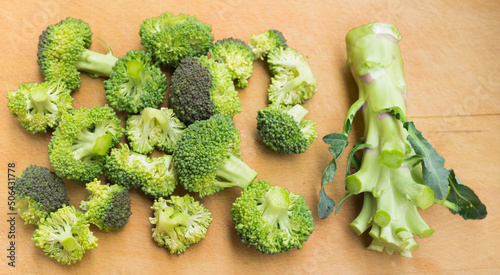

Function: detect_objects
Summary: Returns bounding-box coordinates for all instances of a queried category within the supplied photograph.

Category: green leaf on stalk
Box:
[447,169,487,220]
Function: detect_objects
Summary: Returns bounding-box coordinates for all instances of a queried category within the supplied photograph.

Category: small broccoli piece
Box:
[104,50,167,113]
[32,205,98,265]
[7,80,73,134]
[48,105,124,183]
[139,13,214,68]
[267,47,317,105]
[80,179,132,231]
[125,107,186,154]
[104,144,177,198]
[231,180,314,254]
[169,56,242,125]
[209,38,254,88]
[13,165,69,225]
[257,104,317,154]
[150,195,212,254]
[248,30,287,60]
[37,17,118,91]
[173,114,257,197]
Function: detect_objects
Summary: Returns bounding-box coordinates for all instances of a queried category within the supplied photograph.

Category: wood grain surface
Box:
[1,0,499,274]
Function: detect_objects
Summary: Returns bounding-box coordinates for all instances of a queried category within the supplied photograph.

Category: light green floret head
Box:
[139,13,214,68]
[173,114,257,198]
[80,179,132,232]
[126,107,186,154]
[267,47,317,105]
[149,195,212,254]
[14,165,70,225]
[257,104,317,154]
[104,144,178,198]
[248,29,287,60]
[209,38,254,88]
[48,105,124,183]
[104,50,167,114]
[231,180,315,254]
[32,205,98,265]
[7,80,73,134]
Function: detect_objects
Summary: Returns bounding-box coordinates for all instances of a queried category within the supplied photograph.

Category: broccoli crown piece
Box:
[170,56,242,125]
[80,179,132,231]
[48,105,124,183]
[149,195,212,254]
[32,205,98,265]
[126,107,186,154]
[104,50,167,113]
[257,104,317,154]
[248,30,287,60]
[104,144,177,198]
[139,13,214,68]
[267,47,318,105]
[231,180,314,254]
[173,114,257,197]
[13,165,70,225]
[7,80,73,134]
[209,38,254,88]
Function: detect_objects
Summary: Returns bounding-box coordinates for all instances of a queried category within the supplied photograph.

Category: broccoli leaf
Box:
[404,122,450,200]
[447,169,487,220]
[318,133,348,219]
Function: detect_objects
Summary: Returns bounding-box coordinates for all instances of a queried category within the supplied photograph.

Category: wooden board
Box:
[1,0,499,273]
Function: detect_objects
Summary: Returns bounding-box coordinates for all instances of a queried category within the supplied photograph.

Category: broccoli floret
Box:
[173,114,257,197]
[231,180,314,254]
[169,56,242,125]
[13,165,70,225]
[104,144,177,198]
[139,13,214,68]
[37,17,118,91]
[150,195,212,254]
[125,107,186,154]
[104,50,167,113]
[209,38,254,88]
[32,205,98,265]
[267,47,317,105]
[248,30,287,60]
[7,80,73,134]
[48,105,124,183]
[80,179,132,231]
[257,104,317,154]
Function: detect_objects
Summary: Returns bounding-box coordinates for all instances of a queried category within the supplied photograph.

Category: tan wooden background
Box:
[0,0,499,273]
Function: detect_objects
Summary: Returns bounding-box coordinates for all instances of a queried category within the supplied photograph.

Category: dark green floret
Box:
[248,29,287,60]
[37,17,118,91]
[150,195,212,254]
[6,80,73,134]
[104,50,167,113]
[169,56,242,125]
[32,205,98,265]
[48,105,124,183]
[231,180,315,254]
[209,38,254,88]
[257,104,317,154]
[80,179,132,231]
[126,107,186,154]
[104,143,177,198]
[173,114,257,197]
[139,12,214,68]
[13,165,70,225]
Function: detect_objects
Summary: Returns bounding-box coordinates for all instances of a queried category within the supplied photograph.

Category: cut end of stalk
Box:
[29,87,49,103]
[61,237,80,252]
[415,186,434,210]
[93,134,113,156]
[346,175,363,194]
[374,209,391,227]
[417,228,434,238]
[378,149,404,169]
[127,59,144,79]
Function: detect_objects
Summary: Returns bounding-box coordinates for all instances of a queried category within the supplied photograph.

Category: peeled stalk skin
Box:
[345,23,434,257]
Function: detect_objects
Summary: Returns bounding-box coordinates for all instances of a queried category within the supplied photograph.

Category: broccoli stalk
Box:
[74,46,118,78]
[214,153,258,189]
[318,22,486,257]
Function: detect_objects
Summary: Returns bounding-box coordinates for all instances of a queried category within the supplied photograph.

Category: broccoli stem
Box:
[260,186,291,228]
[74,49,118,78]
[163,15,187,27]
[72,125,115,161]
[287,104,309,123]
[61,236,80,252]
[157,206,189,237]
[28,85,57,115]
[215,154,258,189]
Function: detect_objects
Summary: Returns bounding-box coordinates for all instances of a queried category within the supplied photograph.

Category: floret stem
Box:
[74,49,118,78]
[157,206,189,237]
[163,15,187,27]
[349,192,375,235]
[93,134,113,156]
[127,59,144,79]
[377,113,405,169]
[214,154,258,189]
[287,104,308,123]
[260,186,290,227]
[28,86,57,115]
[61,236,80,252]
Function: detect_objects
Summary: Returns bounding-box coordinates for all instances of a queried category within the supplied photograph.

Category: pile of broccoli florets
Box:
[8,13,319,265]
